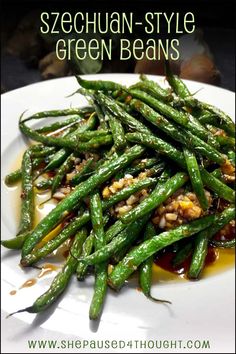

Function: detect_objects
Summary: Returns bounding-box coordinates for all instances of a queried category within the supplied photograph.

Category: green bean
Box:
[94,92,151,134]
[5,169,23,185]
[115,161,164,181]
[208,206,235,238]
[115,91,129,102]
[147,162,166,177]
[121,172,188,224]
[5,157,44,186]
[79,221,122,277]
[10,228,88,315]
[182,97,235,136]
[76,232,94,280]
[77,213,110,280]
[21,118,112,151]
[90,192,106,247]
[104,220,127,244]
[19,113,98,150]
[42,114,97,172]
[51,154,75,195]
[188,233,210,280]
[77,214,151,266]
[89,192,107,320]
[106,110,126,150]
[44,149,71,172]
[61,215,120,278]
[21,145,145,257]
[111,90,125,100]
[210,167,234,185]
[20,211,90,266]
[35,115,83,134]
[139,222,171,303]
[210,168,225,182]
[131,99,224,162]
[83,220,124,258]
[108,215,215,290]
[102,177,157,211]
[112,89,122,99]
[29,145,56,157]
[74,135,113,151]
[172,241,193,268]
[227,151,235,166]
[210,239,235,248]
[17,148,34,235]
[103,146,122,160]
[140,74,148,81]
[121,157,161,177]
[129,89,189,126]
[1,231,30,250]
[116,101,134,114]
[130,93,220,149]
[194,113,218,128]
[200,167,235,203]
[69,112,98,133]
[170,89,234,136]
[76,76,126,92]
[35,179,53,190]
[5,145,55,185]
[214,135,235,148]
[188,206,235,279]
[126,132,186,168]
[64,127,113,150]
[139,74,172,97]
[21,107,91,123]
[70,129,110,142]
[178,105,234,137]
[129,80,172,102]
[188,234,209,280]
[94,102,108,129]
[21,213,111,268]
[165,60,190,98]
[213,122,235,138]
[130,99,189,144]
[70,158,94,186]
[196,113,219,125]
[183,131,226,165]
[166,70,222,141]
[112,244,132,264]
[19,121,75,149]
[183,148,208,210]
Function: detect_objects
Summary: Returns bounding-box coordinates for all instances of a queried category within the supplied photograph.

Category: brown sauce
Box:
[9,263,60,296]
[63,250,70,259]
[154,246,219,276]
[153,213,235,281]
[38,263,59,278]
[214,223,235,241]
[153,247,235,282]
[9,290,17,296]
[20,278,37,289]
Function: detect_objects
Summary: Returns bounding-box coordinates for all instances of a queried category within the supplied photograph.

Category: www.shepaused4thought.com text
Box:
[27,339,211,350]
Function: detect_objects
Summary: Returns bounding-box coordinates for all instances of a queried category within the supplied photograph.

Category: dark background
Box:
[1,0,235,92]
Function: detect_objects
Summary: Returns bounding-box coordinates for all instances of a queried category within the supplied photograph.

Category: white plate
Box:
[1,75,235,353]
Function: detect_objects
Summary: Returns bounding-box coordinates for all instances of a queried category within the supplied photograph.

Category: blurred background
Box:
[1,0,235,92]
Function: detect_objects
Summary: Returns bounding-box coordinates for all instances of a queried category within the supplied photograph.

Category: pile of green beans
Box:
[3,70,235,321]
